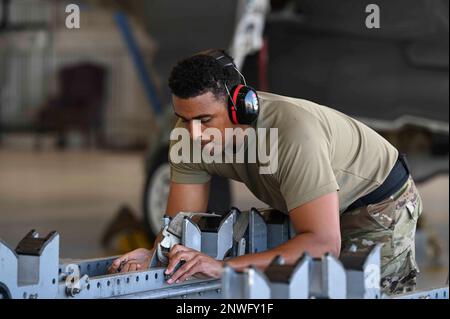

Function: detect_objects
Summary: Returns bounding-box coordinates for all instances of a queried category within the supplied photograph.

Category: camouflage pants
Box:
[340,176,423,295]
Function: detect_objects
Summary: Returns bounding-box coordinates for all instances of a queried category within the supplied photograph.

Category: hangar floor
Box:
[0,148,448,291]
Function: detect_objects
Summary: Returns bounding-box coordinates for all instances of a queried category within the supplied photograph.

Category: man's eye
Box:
[201,118,211,123]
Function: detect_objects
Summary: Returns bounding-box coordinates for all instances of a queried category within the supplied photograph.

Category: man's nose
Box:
[188,121,203,140]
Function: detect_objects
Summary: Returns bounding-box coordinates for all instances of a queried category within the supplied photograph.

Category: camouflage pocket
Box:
[391,178,422,260]
[393,178,422,223]
[340,177,422,267]
[367,177,421,230]
[340,201,395,256]
[340,196,396,234]
[366,197,396,230]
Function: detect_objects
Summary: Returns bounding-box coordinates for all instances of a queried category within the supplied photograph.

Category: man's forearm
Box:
[225,232,341,271]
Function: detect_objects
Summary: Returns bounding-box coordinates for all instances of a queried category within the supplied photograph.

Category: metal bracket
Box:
[0,208,447,299]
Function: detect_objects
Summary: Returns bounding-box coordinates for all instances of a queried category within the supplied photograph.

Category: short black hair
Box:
[168,49,241,100]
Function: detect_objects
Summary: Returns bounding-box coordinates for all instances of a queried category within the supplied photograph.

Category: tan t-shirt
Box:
[169,91,399,213]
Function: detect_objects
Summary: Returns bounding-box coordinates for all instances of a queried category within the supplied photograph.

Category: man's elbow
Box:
[292,232,341,258]
[316,233,341,258]
[329,238,341,258]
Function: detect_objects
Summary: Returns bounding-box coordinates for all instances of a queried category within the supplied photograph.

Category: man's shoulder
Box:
[257,91,318,107]
[257,91,324,131]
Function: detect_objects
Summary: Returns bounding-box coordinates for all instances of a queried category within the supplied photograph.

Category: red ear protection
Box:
[227,84,259,125]
[229,84,244,124]
[200,49,260,125]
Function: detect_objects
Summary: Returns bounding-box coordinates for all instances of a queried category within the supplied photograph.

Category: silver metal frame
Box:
[0,208,447,299]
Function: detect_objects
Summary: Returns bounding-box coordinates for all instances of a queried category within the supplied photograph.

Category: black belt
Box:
[344,154,410,212]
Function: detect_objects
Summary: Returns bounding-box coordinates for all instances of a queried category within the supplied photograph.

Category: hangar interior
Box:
[0,0,448,299]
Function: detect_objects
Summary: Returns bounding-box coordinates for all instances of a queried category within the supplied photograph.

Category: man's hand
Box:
[165,244,224,284]
[107,248,153,274]
[107,181,210,275]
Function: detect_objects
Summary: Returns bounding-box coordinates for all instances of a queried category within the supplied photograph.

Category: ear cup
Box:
[228,85,260,125]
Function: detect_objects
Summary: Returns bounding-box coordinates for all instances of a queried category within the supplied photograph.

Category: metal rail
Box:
[1,209,448,299]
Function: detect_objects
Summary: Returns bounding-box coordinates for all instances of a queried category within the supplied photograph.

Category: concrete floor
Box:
[0,148,448,290]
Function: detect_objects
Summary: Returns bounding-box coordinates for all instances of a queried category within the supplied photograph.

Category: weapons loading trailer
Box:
[0,208,447,299]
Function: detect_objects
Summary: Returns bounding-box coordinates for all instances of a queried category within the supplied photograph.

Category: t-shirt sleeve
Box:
[276,113,339,212]
[169,160,211,184]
